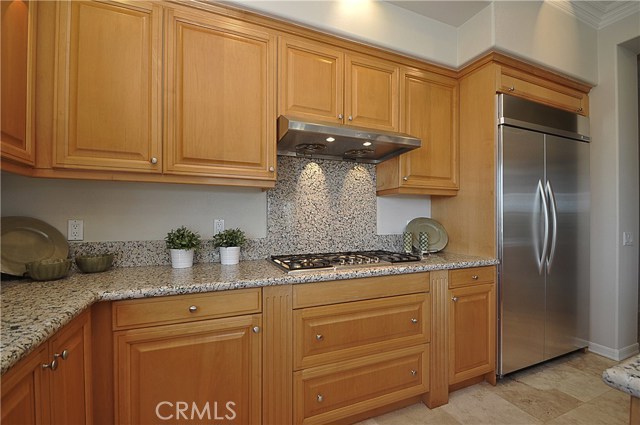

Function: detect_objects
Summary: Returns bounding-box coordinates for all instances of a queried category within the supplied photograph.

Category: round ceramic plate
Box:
[406,217,448,253]
[1,216,69,276]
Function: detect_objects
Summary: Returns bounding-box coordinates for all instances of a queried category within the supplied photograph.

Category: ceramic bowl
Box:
[26,258,71,281]
[75,253,114,273]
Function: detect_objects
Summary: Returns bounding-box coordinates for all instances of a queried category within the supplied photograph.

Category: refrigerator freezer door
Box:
[544,135,590,359]
[499,126,547,375]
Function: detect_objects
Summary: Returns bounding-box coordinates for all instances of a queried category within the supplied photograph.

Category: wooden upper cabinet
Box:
[279,37,343,123]
[278,37,399,131]
[498,65,589,115]
[377,68,459,196]
[164,7,276,181]
[1,0,36,166]
[345,54,399,132]
[53,1,162,172]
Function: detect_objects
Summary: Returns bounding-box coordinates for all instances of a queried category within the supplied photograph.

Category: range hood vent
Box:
[277,116,421,164]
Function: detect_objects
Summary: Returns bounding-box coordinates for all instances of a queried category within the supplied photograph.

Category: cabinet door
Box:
[344,54,399,132]
[49,310,92,425]
[449,283,496,384]
[115,314,262,424]
[278,37,343,123]
[399,70,458,193]
[54,1,162,172]
[1,0,36,166]
[165,8,276,180]
[1,345,50,425]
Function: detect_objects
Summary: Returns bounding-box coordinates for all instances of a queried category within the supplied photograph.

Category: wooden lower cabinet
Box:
[1,310,92,425]
[294,346,428,425]
[448,282,496,384]
[114,314,262,424]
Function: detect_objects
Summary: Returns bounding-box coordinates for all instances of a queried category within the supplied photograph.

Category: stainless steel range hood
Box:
[277,116,421,164]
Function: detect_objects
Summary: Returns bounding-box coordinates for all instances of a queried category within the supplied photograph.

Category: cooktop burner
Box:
[270,250,421,273]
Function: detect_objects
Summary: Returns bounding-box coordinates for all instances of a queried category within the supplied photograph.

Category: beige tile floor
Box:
[356,351,629,425]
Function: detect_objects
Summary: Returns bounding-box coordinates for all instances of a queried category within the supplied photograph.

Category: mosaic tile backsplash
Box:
[70,157,402,267]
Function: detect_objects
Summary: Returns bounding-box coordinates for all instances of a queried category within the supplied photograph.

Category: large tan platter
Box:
[1,216,69,276]
[406,217,449,253]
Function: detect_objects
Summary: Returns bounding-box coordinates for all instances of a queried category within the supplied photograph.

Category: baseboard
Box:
[588,341,639,361]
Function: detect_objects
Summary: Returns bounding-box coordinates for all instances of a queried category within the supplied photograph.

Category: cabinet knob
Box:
[471,275,479,280]
[577,107,583,113]
[54,350,69,361]
[338,114,343,120]
[507,86,515,92]
[189,305,198,313]
[151,157,158,164]
[269,166,275,172]
[410,318,418,324]
[316,334,324,341]
[410,369,417,376]
[348,115,353,121]
[252,326,261,334]
[316,394,324,403]
[403,176,409,181]
[42,359,58,371]
[452,296,459,302]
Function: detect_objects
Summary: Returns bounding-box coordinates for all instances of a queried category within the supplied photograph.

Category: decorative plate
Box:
[406,217,449,253]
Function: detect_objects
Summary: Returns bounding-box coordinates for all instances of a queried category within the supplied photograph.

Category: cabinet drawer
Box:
[294,293,429,370]
[449,266,495,289]
[499,69,588,115]
[112,288,261,330]
[294,345,428,425]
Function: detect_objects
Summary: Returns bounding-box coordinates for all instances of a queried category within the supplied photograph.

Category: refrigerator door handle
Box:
[546,180,558,271]
[536,179,550,274]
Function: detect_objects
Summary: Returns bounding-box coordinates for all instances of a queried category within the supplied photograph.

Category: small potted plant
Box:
[212,228,247,265]
[165,226,201,269]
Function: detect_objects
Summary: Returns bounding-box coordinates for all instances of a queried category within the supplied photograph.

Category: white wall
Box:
[230,0,459,67]
[377,196,430,235]
[589,11,640,360]
[458,2,494,66]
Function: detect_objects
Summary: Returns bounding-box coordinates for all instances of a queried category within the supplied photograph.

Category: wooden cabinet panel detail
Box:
[278,37,343,123]
[1,0,36,166]
[449,283,496,384]
[165,8,276,179]
[294,345,428,425]
[54,1,162,172]
[115,314,261,425]
[294,293,429,369]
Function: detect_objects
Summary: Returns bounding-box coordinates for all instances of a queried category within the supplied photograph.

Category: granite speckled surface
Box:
[602,355,640,398]
[1,252,497,375]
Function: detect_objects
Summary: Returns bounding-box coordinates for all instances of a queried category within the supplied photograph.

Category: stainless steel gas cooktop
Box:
[270,250,421,273]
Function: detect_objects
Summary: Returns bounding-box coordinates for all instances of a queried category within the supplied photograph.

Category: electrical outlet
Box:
[214,219,224,235]
[623,232,634,246]
[68,219,84,241]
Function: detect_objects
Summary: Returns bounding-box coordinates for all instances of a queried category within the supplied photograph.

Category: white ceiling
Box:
[386,0,640,29]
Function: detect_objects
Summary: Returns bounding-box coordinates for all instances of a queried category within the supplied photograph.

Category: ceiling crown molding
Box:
[546,1,640,30]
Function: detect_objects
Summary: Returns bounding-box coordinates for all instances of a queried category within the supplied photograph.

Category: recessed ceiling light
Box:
[326,137,335,142]
[363,141,372,147]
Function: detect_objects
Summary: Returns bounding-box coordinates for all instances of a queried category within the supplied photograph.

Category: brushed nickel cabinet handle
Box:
[507,86,515,92]
[348,115,353,121]
[338,114,343,120]
[151,157,158,164]
[54,350,69,361]
[42,359,58,371]
[452,297,459,302]
[316,394,324,403]
[403,176,409,181]
[410,369,417,376]
[410,318,418,324]
[471,275,479,280]
[577,107,583,113]
[252,326,261,333]
[269,166,275,172]
[189,305,197,313]
[316,334,324,341]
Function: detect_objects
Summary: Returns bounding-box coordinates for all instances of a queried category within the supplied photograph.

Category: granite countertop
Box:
[603,354,640,398]
[1,252,497,375]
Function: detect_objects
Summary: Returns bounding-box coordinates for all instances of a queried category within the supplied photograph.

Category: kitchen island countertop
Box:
[1,252,497,374]
[603,354,640,398]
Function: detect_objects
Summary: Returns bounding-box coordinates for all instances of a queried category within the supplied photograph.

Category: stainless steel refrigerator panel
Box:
[499,126,546,375]
[544,134,590,359]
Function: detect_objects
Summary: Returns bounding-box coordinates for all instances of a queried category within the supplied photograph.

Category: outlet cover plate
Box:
[68,219,84,241]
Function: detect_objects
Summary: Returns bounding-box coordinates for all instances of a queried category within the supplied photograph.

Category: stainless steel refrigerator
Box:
[497,94,590,376]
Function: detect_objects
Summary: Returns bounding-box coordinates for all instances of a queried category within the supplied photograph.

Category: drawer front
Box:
[294,345,428,425]
[112,288,261,329]
[449,266,495,289]
[293,272,429,308]
[294,293,429,370]
[499,72,587,115]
